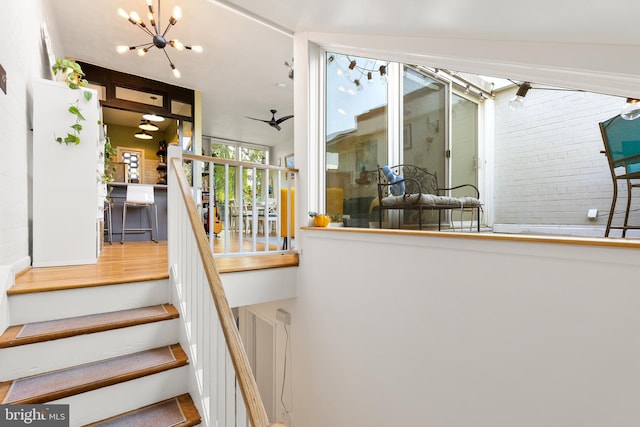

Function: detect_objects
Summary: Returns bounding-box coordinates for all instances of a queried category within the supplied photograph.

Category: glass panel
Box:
[171,100,192,117]
[451,93,479,224]
[87,83,106,101]
[325,52,388,227]
[402,66,447,227]
[211,143,237,160]
[240,147,267,164]
[211,143,238,204]
[115,86,163,106]
[181,121,193,152]
[120,150,142,183]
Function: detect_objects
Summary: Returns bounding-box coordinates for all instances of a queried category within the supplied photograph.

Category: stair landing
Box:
[11,240,298,295]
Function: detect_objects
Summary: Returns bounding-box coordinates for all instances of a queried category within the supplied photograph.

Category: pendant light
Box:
[509,82,532,111]
[135,130,153,140]
[116,0,203,79]
[621,98,640,120]
[139,119,159,131]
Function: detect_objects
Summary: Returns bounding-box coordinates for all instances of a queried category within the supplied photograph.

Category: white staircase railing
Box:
[183,153,297,257]
[168,146,285,427]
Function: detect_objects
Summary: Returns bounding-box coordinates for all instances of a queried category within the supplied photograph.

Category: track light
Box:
[621,98,640,120]
[509,82,531,110]
[116,0,202,78]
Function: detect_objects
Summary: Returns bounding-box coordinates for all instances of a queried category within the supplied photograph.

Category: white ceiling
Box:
[48,0,639,151]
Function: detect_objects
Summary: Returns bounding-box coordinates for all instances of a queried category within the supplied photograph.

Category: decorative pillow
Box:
[381,166,405,196]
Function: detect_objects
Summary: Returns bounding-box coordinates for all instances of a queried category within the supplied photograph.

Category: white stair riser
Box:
[52,365,190,426]
[0,319,179,381]
[9,280,170,324]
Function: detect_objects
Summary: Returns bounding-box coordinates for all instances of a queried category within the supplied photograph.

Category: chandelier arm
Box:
[162,48,174,66]
[161,23,175,39]
[146,3,158,34]
[149,19,158,35]
[135,23,157,38]
[131,42,155,50]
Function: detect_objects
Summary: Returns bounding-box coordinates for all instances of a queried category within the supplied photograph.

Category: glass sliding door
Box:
[402,66,448,227]
[451,93,479,227]
[325,53,389,227]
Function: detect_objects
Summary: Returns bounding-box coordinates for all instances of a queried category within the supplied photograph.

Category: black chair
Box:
[598,114,640,237]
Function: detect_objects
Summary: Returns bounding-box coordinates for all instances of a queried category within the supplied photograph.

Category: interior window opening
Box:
[203,137,270,224]
[322,50,635,238]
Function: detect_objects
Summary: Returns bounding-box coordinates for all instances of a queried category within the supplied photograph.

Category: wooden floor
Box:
[11,238,298,295]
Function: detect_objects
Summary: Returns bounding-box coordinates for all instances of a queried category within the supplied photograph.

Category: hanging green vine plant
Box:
[52,59,93,145]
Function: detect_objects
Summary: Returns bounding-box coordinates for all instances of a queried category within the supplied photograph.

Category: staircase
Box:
[0,278,201,426]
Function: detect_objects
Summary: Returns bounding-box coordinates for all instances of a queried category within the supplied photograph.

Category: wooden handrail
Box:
[171,157,283,427]
[184,152,299,175]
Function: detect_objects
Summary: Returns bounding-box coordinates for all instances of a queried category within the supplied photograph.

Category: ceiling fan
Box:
[246,109,293,131]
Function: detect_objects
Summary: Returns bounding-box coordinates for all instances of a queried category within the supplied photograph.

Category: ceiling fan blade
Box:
[246,116,270,123]
[272,124,282,131]
[275,114,293,125]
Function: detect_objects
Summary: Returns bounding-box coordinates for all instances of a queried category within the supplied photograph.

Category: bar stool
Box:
[104,199,113,244]
[121,185,158,243]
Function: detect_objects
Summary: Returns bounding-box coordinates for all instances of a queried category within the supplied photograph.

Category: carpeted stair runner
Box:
[0,304,179,348]
[0,344,188,404]
[83,393,201,427]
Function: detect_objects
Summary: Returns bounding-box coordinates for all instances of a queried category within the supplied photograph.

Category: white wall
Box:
[493,87,628,234]
[268,230,640,427]
[0,0,62,272]
[273,34,640,425]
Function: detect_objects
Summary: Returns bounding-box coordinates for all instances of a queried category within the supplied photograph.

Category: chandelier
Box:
[116,0,203,78]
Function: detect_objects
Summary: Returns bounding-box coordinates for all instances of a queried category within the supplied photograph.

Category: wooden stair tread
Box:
[0,343,188,404]
[0,304,179,349]
[83,393,201,426]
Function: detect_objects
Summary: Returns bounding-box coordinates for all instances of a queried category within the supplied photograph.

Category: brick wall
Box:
[492,86,632,234]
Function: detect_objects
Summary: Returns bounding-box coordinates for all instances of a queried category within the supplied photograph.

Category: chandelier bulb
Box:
[116,45,130,54]
[171,64,181,79]
[169,5,182,24]
[137,47,148,56]
[117,8,129,20]
[129,11,142,24]
[147,12,155,27]
[187,45,203,53]
[170,39,184,51]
